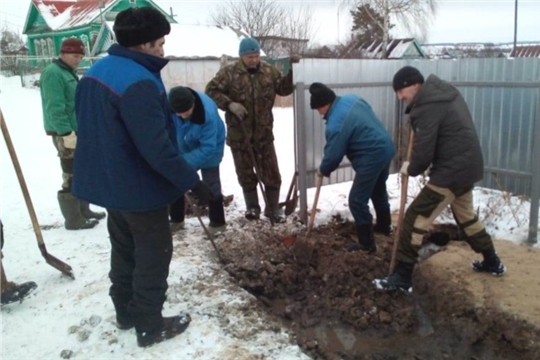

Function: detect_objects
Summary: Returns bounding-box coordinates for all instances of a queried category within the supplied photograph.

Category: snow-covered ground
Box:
[0,73,536,360]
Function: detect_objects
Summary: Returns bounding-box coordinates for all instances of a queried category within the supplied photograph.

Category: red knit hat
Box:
[60,38,85,55]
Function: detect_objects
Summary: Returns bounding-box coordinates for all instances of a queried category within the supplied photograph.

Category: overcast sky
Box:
[0,0,538,45]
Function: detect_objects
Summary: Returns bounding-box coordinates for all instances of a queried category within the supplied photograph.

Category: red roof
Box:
[32,0,117,29]
[510,45,540,58]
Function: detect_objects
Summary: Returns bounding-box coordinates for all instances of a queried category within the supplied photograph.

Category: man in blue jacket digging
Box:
[168,86,227,235]
[309,82,396,253]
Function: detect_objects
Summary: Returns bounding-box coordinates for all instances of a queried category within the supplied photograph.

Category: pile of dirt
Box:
[217,218,540,360]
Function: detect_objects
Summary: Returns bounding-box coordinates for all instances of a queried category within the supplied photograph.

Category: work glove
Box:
[190,180,214,204]
[62,132,77,150]
[290,54,302,64]
[400,161,410,176]
[316,167,326,178]
[228,102,248,120]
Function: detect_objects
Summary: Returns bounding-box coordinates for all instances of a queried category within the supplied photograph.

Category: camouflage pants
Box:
[52,135,75,192]
[397,183,494,264]
[231,143,281,191]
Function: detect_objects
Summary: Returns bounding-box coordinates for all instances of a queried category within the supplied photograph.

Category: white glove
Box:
[62,132,77,150]
[228,102,248,120]
[400,161,410,176]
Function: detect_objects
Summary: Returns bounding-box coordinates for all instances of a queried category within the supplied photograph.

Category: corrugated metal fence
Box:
[293,58,540,243]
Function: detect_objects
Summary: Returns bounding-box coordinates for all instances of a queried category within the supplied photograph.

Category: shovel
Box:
[293,175,323,265]
[389,129,415,275]
[1,109,74,279]
[278,171,298,216]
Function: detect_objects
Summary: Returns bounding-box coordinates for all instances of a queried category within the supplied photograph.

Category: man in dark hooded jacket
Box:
[374,66,506,292]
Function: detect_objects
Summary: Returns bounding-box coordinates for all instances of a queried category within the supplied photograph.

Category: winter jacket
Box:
[407,74,484,189]
[320,95,395,176]
[40,59,79,135]
[73,44,199,211]
[172,89,226,170]
[205,60,293,149]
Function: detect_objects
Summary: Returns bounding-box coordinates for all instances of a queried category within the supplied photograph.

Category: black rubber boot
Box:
[57,191,99,230]
[374,209,393,236]
[263,187,286,223]
[373,261,414,292]
[243,190,261,220]
[137,314,191,347]
[80,201,106,220]
[472,246,506,276]
[346,223,376,253]
[1,281,38,305]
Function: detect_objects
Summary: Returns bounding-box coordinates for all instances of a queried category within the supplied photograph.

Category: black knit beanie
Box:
[113,7,171,47]
[392,66,424,92]
[309,82,336,109]
[169,86,195,113]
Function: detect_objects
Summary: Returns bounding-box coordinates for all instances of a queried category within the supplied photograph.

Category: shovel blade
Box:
[45,254,75,279]
[293,237,315,265]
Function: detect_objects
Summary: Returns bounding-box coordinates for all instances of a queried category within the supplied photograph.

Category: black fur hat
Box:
[113,7,171,47]
[309,82,336,110]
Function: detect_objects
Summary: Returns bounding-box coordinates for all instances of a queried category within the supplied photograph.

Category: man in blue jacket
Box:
[73,7,212,347]
[167,86,227,235]
[309,83,396,253]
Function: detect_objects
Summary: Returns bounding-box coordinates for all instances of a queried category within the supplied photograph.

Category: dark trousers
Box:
[349,162,391,225]
[107,207,172,333]
[169,166,224,224]
[230,143,281,191]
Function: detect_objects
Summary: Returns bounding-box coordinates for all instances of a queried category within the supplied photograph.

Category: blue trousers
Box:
[349,161,391,225]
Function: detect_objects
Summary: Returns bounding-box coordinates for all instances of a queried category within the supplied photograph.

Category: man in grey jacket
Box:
[374,66,506,292]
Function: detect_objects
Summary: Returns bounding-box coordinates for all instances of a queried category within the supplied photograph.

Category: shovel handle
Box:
[306,175,323,237]
[389,129,415,275]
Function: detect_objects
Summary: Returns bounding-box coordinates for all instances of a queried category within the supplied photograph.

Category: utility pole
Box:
[513,0,518,55]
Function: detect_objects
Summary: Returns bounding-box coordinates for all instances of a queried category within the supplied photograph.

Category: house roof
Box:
[510,45,540,58]
[359,38,427,59]
[31,0,117,30]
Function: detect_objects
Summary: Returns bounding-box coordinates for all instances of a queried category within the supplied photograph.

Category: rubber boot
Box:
[80,201,106,220]
[472,246,506,276]
[243,189,260,220]
[374,209,393,235]
[136,313,191,347]
[346,223,376,253]
[1,281,38,305]
[208,196,226,235]
[57,191,99,230]
[263,187,286,223]
[373,261,414,292]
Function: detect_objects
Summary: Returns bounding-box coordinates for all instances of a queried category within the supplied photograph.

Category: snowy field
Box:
[0,74,536,360]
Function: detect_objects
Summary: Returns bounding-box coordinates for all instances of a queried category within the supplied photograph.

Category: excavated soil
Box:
[216,217,540,360]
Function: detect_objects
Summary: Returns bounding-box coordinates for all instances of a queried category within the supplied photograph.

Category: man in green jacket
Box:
[40,38,104,230]
[206,38,298,223]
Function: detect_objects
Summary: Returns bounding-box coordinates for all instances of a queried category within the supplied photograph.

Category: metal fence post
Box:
[528,85,540,244]
[295,82,308,224]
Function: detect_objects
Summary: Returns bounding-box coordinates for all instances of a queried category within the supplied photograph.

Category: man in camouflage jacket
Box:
[206,37,297,222]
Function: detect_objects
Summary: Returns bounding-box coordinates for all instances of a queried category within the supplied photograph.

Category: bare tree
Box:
[210,0,285,55]
[343,0,438,58]
[210,0,317,57]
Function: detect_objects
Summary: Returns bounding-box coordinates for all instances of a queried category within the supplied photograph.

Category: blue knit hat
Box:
[239,38,260,56]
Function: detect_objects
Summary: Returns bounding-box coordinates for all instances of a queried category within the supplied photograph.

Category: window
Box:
[41,39,48,57]
[80,34,90,55]
[34,39,41,55]
[47,38,55,56]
